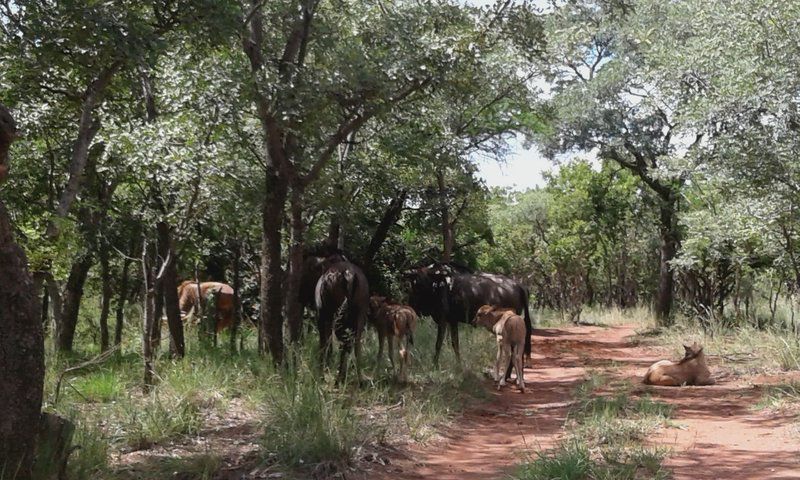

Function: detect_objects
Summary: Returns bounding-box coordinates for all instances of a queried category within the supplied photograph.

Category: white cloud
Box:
[474,135,556,190]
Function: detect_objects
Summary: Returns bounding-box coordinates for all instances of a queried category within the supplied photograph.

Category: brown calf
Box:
[473,305,526,393]
[643,342,715,386]
[177,280,235,332]
[369,296,417,381]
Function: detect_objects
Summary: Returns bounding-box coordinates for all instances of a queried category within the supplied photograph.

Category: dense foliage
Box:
[0,0,798,361]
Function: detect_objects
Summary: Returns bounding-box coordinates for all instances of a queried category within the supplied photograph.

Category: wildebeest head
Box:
[404,263,455,317]
[300,245,350,308]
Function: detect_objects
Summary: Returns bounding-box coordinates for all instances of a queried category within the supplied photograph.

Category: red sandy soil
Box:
[364,324,800,480]
[113,324,800,479]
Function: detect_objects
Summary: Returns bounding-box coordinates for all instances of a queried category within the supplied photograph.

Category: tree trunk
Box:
[99,246,112,352]
[152,279,164,351]
[654,199,678,326]
[157,221,185,358]
[0,105,44,479]
[47,63,119,239]
[259,170,288,362]
[114,244,134,347]
[286,184,306,343]
[45,273,63,339]
[363,190,407,271]
[231,240,242,353]
[436,170,454,263]
[141,240,156,392]
[56,254,94,352]
[41,284,50,333]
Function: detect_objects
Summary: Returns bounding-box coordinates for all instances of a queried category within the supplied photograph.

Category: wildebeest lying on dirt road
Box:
[302,245,369,383]
[473,305,526,393]
[177,280,235,332]
[643,341,715,386]
[369,296,417,382]
[404,262,532,367]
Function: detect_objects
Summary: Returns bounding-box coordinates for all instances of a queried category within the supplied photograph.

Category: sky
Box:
[474,136,555,190]
[460,0,555,191]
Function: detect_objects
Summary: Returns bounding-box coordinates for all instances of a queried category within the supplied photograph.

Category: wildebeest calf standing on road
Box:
[473,305,526,393]
[405,262,532,366]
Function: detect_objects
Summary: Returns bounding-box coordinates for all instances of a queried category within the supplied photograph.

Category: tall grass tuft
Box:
[516,376,672,480]
[67,418,109,480]
[262,356,363,467]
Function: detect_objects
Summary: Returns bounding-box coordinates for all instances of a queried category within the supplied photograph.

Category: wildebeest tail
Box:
[520,286,532,356]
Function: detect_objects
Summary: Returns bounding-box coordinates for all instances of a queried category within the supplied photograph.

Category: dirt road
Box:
[371,324,800,480]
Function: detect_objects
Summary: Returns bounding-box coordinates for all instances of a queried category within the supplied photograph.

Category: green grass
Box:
[71,371,126,403]
[262,359,364,466]
[67,418,110,480]
[43,306,497,478]
[756,381,800,411]
[516,376,672,480]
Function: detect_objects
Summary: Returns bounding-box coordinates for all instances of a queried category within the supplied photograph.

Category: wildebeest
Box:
[473,305,526,393]
[369,296,417,382]
[302,245,369,382]
[643,342,715,386]
[177,280,235,332]
[405,262,532,365]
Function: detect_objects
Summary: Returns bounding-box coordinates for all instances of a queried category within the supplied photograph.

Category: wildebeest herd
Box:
[177,244,534,389]
[177,244,716,390]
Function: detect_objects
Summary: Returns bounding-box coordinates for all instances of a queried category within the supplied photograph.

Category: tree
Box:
[241,0,486,362]
[530,0,704,324]
[0,104,43,479]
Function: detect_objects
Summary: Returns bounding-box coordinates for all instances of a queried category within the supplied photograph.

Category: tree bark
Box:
[286,184,306,343]
[44,273,63,338]
[56,254,94,352]
[114,240,135,347]
[152,279,164,351]
[0,105,44,479]
[231,240,242,353]
[47,63,120,238]
[141,240,156,392]
[363,190,407,271]
[99,245,112,352]
[157,221,185,357]
[436,170,454,262]
[259,171,288,361]
[654,198,678,325]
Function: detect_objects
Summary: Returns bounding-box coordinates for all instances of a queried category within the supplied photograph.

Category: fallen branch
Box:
[53,344,120,405]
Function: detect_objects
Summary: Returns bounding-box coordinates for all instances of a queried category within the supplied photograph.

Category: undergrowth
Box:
[45,308,495,479]
[515,374,672,480]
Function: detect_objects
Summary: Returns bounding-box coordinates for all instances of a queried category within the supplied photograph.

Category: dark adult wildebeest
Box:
[301,245,369,382]
[405,262,532,365]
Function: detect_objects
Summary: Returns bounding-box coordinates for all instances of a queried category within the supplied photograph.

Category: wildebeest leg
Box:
[433,322,447,365]
[376,328,385,366]
[387,334,395,370]
[493,338,503,382]
[353,311,364,384]
[317,307,335,370]
[514,345,525,393]
[336,330,353,384]
[449,322,461,363]
[498,344,510,390]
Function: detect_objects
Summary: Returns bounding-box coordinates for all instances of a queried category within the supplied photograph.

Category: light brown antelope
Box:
[643,342,715,386]
[473,305,526,393]
[369,296,417,382]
